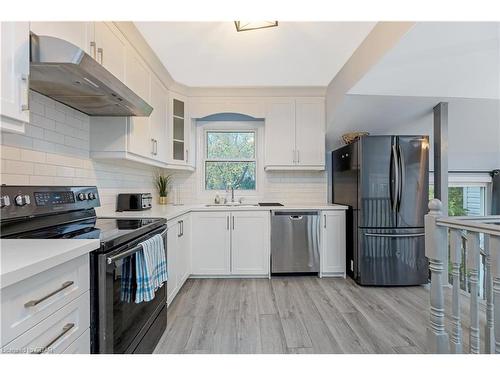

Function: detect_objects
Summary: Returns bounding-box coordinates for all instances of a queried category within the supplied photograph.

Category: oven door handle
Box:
[106,227,168,264]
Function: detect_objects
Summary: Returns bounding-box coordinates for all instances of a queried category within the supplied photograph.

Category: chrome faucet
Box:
[226,184,235,203]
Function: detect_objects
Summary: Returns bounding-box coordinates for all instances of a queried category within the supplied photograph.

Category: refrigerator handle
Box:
[390,145,399,211]
[397,144,405,211]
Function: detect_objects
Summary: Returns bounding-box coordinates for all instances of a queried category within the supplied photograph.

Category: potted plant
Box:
[154,171,172,205]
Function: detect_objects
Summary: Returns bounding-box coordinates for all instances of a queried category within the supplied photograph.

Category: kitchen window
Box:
[204,131,256,190]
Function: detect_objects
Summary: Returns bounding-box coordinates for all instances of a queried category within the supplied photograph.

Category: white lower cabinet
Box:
[320,210,346,277]
[231,211,270,275]
[191,211,270,277]
[1,254,91,354]
[191,212,231,275]
[167,214,191,305]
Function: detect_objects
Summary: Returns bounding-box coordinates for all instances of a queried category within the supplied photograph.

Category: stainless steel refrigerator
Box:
[332,135,429,286]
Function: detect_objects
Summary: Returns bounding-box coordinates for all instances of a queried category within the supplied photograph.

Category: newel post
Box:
[425,199,450,353]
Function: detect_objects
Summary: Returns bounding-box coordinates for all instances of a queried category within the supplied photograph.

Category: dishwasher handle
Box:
[289,215,303,221]
[272,211,319,217]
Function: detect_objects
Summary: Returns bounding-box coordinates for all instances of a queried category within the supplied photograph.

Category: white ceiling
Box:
[350,22,500,100]
[134,22,375,87]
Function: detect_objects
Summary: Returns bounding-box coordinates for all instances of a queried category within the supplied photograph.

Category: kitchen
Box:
[1,3,500,370]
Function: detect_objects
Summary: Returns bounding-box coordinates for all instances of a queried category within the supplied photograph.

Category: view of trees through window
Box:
[205,131,256,190]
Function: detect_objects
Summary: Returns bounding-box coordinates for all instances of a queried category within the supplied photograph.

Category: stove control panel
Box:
[0,186,100,220]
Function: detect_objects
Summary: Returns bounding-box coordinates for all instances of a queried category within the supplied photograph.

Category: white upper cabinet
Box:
[264,99,296,167]
[94,22,126,81]
[149,75,168,164]
[295,98,325,167]
[0,22,30,133]
[125,48,151,159]
[168,92,193,169]
[264,97,325,171]
[29,22,94,54]
[231,211,270,276]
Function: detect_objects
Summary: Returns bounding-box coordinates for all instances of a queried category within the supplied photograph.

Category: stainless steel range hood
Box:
[29,33,153,117]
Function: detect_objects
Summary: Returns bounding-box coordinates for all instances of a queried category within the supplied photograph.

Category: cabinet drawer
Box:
[1,254,89,346]
[62,328,90,354]
[2,291,90,354]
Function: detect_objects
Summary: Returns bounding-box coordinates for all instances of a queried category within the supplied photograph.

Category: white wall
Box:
[327,95,500,171]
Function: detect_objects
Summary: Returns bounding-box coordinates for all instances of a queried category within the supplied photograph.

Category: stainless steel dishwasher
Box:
[271,211,320,274]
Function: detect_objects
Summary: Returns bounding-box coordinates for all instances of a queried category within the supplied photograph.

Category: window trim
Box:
[201,129,260,196]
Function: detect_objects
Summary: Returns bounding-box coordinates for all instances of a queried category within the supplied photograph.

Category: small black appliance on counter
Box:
[117,193,152,211]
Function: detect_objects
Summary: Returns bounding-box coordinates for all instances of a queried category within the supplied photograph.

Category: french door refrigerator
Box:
[332,135,429,286]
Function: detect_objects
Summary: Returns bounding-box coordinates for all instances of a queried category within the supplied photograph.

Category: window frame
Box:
[198,122,263,196]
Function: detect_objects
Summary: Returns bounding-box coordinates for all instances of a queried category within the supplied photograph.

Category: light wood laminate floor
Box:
[154,277,480,354]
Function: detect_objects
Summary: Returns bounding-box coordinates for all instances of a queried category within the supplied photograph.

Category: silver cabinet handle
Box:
[177,220,182,237]
[24,281,74,307]
[232,215,235,230]
[34,323,75,354]
[324,214,326,228]
[90,41,97,59]
[364,233,425,238]
[297,149,300,164]
[20,74,29,111]
[226,216,229,230]
[97,47,103,65]
[151,138,156,155]
[181,220,184,236]
[292,149,296,164]
[154,139,158,155]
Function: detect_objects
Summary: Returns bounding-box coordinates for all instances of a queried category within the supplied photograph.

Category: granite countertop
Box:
[0,239,100,289]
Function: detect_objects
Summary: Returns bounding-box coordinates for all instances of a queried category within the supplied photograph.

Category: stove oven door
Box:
[91,225,168,353]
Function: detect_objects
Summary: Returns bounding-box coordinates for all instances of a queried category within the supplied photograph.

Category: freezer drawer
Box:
[271,211,320,273]
[357,228,428,286]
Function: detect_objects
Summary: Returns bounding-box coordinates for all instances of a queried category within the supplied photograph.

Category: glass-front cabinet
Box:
[169,92,191,167]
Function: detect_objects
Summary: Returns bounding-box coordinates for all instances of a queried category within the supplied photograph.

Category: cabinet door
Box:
[191,212,231,275]
[321,211,346,276]
[167,220,179,304]
[94,22,126,81]
[295,98,325,167]
[231,211,270,275]
[0,22,30,130]
[149,75,168,163]
[30,22,94,54]
[169,92,189,165]
[178,215,191,285]
[125,48,151,159]
[264,99,295,167]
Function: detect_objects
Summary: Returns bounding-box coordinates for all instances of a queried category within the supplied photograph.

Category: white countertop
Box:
[98,203,348,221]
[0,239,100,289]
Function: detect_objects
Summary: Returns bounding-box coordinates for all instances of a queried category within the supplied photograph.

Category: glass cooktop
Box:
[5,217,166,251]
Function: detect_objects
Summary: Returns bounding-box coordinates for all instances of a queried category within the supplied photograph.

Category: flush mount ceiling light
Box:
[234,21,278,32]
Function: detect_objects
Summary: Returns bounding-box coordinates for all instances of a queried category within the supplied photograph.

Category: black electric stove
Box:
[0,185,168,354]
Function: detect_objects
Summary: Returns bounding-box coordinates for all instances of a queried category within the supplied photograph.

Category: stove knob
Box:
[87,192,96,200]
[14,194,30,206]
[0,195,11,208]
[77,192,87,201]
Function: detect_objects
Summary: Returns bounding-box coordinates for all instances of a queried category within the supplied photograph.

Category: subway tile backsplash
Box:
[1,91,327,212]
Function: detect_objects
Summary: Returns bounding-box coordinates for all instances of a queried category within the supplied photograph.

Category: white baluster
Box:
[425,199,449,353]
[466,231,480,353]
[490,235,500,354]
[449,229,463,353]
[483,235,495,353]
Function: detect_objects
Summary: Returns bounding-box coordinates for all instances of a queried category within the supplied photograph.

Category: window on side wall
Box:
[204,131,256,191]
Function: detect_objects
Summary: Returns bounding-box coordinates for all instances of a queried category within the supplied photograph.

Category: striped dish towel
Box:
[135,234,167,303]
[120,256,134,303]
